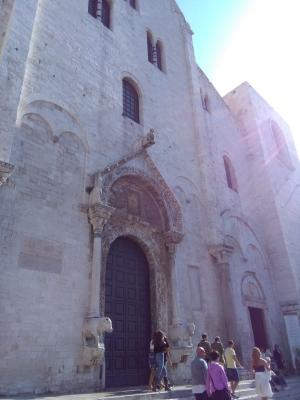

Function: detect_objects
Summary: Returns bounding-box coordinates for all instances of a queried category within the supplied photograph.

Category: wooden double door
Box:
[105,237,151,388]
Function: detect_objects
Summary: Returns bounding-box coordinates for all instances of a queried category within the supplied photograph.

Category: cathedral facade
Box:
[1,0,300,395]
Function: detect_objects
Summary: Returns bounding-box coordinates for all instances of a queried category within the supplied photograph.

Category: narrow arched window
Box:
[147,32,154,63]
[101,0,110,28]
[201,91,209,112]
[156,41,163,71]
[223,155,238,192]
[129,0,136,9]
[122,79,140,123]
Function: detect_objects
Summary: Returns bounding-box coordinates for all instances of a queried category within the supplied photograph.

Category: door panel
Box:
[105,237,151,387]
[248,307,268,350]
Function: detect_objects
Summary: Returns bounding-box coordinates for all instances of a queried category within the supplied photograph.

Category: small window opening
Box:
[147,32,154,63]
[156,41,163,71]
[122,79,140,123]
[101,0,110,28]
[223,155,238,192]
[129,0,136,9]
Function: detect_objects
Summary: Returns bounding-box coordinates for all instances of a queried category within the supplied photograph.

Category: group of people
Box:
[191,334,241,400]
[148,331,288,399]
[191,334,287,400]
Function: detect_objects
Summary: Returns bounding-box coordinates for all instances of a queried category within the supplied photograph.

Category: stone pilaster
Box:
[209,244,236,339]
[0,160,14,186]
[88,203,114,318]
[164,231,184,325]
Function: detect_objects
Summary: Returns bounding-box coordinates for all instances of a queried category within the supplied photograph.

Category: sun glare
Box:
[211,0,300,156]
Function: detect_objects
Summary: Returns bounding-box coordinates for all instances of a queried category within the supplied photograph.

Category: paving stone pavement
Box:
[1,378,300,400]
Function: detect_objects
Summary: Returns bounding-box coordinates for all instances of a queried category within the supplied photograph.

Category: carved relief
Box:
[102,164,183,234]
[0,160,14,186]
[241,272,265,303]
[108,176,164,230]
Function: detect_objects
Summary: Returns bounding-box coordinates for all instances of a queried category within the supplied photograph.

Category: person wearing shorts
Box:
[224,340,242,399]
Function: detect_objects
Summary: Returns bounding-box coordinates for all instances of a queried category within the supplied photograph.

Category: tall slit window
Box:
[88,0,98,18]
[101,0,110,28]
[129,0,136,9]
[88,0,110,29]
[147,32,154,63]
[156,41,163,71]
[122,79,140,123]
[223,155,238,192]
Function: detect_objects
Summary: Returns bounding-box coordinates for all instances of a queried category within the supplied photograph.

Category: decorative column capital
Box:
[208,244,234,265]
[89,203,115,237]
[164,230,184,254]
[0,161,14,186]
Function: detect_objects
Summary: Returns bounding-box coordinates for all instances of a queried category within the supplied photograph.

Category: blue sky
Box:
[176,0,249,76]
[176,0,300,156]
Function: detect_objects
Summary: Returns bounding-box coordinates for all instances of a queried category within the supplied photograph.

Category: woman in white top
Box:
[252,347,273,400]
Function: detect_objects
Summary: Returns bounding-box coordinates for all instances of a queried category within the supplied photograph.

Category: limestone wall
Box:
[0,0,299,394]
[0,0,220,393]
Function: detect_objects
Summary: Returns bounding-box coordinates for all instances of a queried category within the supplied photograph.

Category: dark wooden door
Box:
[105,237,151,388]
[249,307,268,350]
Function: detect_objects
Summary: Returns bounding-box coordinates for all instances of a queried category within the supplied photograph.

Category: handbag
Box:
[207,368,231,400]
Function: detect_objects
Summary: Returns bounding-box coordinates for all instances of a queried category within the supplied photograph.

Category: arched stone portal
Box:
[87,164,193,388]
[105,237,151,387]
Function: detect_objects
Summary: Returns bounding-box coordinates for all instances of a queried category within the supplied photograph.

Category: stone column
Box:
[165,231,184,325]
[209,244,236,340]
[88,203,114,318]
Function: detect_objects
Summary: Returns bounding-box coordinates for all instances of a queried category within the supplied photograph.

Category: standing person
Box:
[153,331,171,392]
[206,350,231,400]
[224,340,242,399]
[273,344,285,373]
[198,333,212,362]
[148,335,156,390]
[211,337,225,364]
[252,347,273,400]
[191,346,208,400]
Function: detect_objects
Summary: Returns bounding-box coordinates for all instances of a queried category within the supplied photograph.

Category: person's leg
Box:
[154,353,164,390]
[231,380,240,398]
[194,394,202,400]
[232,380,238,392]
[231,368,240,397]
[148,368,155,390]
[162,365,171,391]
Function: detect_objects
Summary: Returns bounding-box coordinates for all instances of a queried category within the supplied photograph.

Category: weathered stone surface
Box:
[0,0,300,395]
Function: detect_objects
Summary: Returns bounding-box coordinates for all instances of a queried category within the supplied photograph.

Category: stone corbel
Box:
[208,243,234,265]
[164,230,184,250]
[0,160,14,186]
[89,202,115,237]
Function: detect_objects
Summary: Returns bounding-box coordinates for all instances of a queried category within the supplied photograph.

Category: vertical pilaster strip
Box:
[165,231,184,325]
[88,203,114,318]
[209,244,235,339]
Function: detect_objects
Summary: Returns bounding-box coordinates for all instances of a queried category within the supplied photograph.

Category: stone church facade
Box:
[1,0,300,395]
